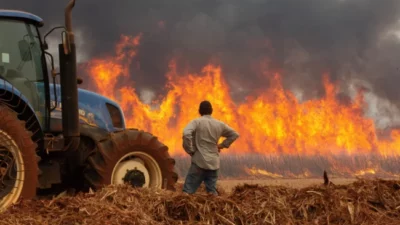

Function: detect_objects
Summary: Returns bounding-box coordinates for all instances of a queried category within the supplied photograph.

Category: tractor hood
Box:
[48,84,126,132]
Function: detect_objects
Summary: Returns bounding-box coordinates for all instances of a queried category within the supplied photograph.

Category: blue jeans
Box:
[182,163,219,195]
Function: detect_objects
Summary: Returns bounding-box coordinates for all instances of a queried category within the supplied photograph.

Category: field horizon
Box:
[174,153,400,181]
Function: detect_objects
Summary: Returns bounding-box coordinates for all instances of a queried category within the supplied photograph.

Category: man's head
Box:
[199,100,213,116]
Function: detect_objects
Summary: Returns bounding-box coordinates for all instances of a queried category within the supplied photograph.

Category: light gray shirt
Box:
[182,115,239,170]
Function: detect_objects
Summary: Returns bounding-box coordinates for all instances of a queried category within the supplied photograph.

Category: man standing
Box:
[182,100,239,195]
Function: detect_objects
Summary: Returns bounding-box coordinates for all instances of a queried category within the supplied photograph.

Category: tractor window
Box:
[0,19,46,126]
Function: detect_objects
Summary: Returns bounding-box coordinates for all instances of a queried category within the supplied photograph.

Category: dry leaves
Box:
[1,179,400,225]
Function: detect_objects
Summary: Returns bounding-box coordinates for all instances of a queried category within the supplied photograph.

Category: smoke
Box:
[3,0,400,126]
[44,29,90,65]
[139,88,156,105]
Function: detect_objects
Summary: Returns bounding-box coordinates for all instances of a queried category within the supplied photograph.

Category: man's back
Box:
[183,115,239,170]
[182,100,239,195]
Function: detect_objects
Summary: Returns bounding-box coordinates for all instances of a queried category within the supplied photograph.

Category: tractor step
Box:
[44,134,65,152]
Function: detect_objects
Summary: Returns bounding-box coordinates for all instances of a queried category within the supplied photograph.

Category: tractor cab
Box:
[0,10,48,128]
[0,6,81,151]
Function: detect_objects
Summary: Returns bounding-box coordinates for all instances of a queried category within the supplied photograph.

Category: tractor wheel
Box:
[0,105,38,211]
[83,129,178,191]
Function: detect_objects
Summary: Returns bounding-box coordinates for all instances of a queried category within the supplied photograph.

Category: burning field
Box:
[79,33,400,179]
[2,179,400,225]
[3,0,400,224]
[86,34,400,157]
[26,28,398,225]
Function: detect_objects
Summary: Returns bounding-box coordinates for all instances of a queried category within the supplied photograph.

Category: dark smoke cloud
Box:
[2,0,400,108]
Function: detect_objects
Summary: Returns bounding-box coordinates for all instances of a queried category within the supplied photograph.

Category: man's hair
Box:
[199,100,213,116]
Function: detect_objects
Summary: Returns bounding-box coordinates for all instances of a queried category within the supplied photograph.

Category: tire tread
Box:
[83,129,177,191]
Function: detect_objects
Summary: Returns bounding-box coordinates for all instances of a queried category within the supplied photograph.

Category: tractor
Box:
[0,0,177,210]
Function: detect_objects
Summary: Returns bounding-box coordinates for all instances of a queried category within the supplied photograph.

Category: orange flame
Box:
[244,166,283,178]
[85,34,400,156]
[354,168,376,176]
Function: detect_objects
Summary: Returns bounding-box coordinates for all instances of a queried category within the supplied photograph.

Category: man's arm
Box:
[218,123,239,149]
[182,120,197,156]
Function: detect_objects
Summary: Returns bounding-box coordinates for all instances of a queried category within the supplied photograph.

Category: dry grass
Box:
[2,178,400,225]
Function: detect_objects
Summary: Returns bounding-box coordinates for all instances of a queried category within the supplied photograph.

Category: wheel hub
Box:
[122,168,146,187]
[111,152,163,188]
[112,158,150,187]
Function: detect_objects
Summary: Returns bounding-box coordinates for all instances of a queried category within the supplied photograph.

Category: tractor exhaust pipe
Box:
[59,0,80,151]
[65,0,75,44]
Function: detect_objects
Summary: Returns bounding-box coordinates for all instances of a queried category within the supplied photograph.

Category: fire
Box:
[354,168,376,176]
[85,34,400,156]
[244,166,283,178]
[86,34,141,98]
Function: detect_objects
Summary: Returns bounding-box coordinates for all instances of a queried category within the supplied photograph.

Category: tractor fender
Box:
[79,124,110,143]
[0,78,43,143]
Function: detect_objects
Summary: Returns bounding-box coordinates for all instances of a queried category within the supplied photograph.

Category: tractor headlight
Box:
[106,103,123,128]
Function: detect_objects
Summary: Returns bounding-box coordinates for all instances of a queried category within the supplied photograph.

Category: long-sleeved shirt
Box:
[182,115,239,170]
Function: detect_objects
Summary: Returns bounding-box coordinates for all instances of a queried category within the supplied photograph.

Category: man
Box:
[182,100,239,195]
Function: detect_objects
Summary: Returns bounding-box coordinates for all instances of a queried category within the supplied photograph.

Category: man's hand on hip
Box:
[217,145,223,152]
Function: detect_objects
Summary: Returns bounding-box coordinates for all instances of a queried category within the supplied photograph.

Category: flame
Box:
[244,166,283,178]
[86,34,141,98]
[85,34,400,156]
[354,168,376,176]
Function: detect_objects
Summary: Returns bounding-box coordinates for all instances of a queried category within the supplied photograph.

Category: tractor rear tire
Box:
[83,129,178,191]
[0,105,38,211]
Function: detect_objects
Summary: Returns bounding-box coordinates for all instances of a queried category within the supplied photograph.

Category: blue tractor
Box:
[0,0,177,210]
